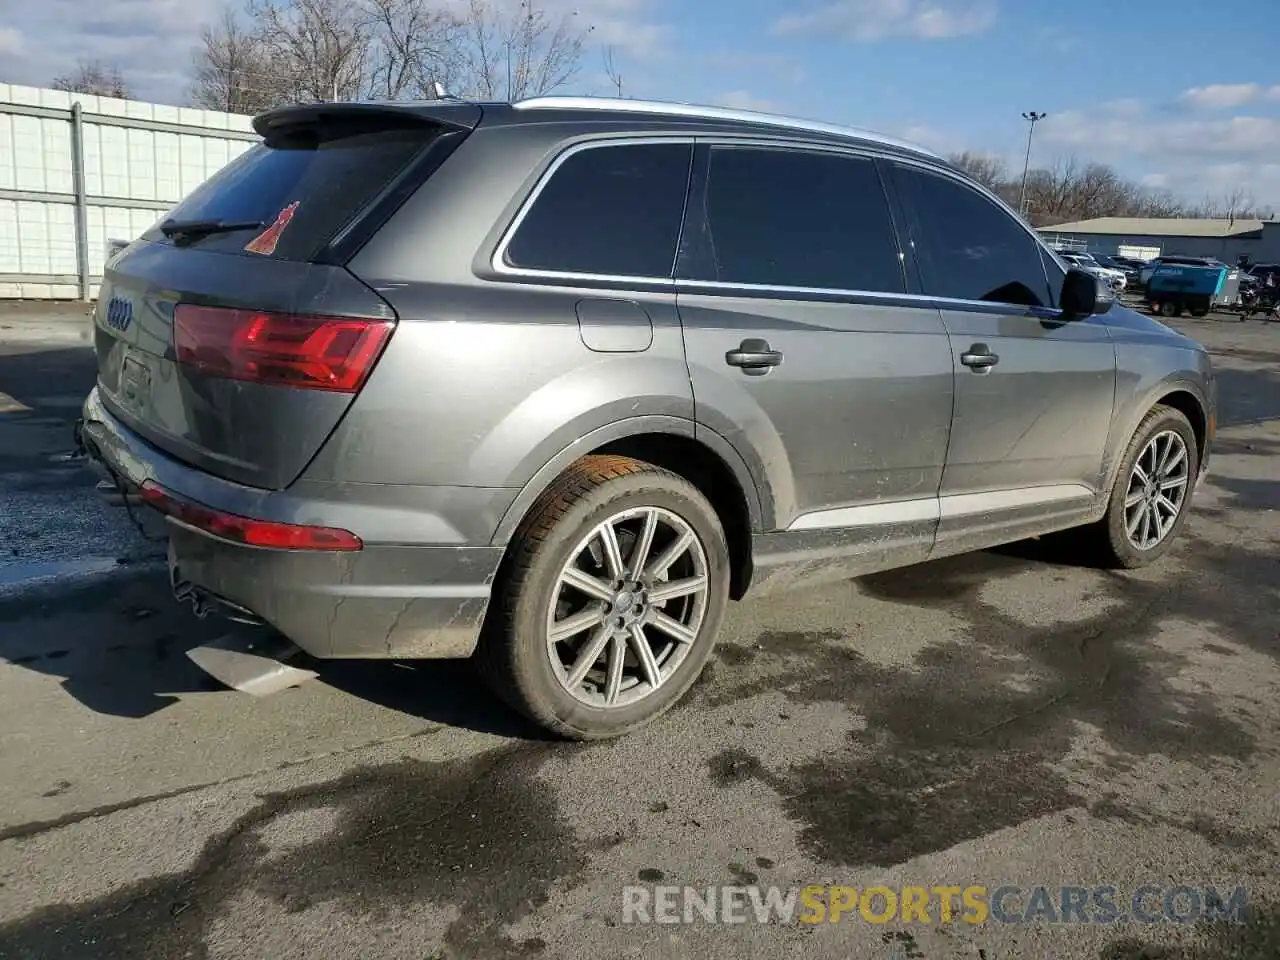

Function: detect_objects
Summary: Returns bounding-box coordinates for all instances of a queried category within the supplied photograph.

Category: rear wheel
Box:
[478,455,730,739]
[1076,406,1199,568]
[1159,298,1183,318]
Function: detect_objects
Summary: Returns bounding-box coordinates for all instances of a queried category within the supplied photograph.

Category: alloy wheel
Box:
[1123,429,1190,551]
[545,506,709,708]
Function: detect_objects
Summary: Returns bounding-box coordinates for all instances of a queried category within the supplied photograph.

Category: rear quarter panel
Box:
[300,284,695,489]
[324,122,703,543]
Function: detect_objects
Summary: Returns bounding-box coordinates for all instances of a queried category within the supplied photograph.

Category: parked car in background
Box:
[1108,255,1149,273]
[1093,254,1140,286]
[1058,250,1127,292]
[78,96,1217,739]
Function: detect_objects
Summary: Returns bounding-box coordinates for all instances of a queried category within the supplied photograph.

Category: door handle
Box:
[725,338,783,375]
[960,343,999,370]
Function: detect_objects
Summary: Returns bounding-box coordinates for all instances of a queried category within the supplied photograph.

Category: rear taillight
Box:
[140,481,362,551]
[173,304,394,392]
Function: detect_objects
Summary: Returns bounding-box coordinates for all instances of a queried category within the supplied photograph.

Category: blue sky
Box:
[3,0,1279,207]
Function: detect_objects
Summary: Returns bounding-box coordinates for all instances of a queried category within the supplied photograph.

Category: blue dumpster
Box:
[1145,262,1239,318]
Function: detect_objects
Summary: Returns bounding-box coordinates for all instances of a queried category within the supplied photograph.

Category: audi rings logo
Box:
[105,296,133,332]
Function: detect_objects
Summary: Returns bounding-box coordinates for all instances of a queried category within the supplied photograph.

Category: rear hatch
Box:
[93,103,478,489]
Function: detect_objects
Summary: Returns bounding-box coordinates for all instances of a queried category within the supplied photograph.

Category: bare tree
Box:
[443,0,593,100]
[190,6,284,113]
[363,0,458,99]
[51,60,131,99]
[602,44,624,97]
[187,0,594,110]
[247,0,373,102]
[948,151,1006,190]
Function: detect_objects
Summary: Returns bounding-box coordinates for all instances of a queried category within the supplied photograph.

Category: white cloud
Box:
[773,0,997,42]
[1043,110,1280,159]
[1098,98,1144,118]
[0,27,23,56]
[715,90,783,113]
[570,0,675,59]
[1038,108,1280,207]
[896,123,959,152]
[1,0,227,103]
[1179,83,1267,110]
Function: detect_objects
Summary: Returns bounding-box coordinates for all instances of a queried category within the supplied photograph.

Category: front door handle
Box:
[726,338,783,375]
[960,343,999,370]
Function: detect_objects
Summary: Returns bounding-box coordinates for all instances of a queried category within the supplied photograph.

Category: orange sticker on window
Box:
[244,201,299,255]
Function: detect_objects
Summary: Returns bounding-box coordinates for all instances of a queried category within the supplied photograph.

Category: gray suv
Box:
[80,96,1215,739]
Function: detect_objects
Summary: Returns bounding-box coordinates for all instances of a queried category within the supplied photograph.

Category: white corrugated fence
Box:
[0,84,258,300]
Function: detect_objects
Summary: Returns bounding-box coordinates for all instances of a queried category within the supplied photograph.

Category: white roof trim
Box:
[512,96,941,158]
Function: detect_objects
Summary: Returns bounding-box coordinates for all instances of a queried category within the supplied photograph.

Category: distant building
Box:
[1037,217,1280,264]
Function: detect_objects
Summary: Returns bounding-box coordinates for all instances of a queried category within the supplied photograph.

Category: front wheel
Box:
[477,455,730,739]
[1080,406,1199,568]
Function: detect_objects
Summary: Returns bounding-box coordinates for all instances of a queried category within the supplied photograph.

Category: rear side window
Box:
[504,142,693,278]
[147,118,441,261]
[893,165,1053,307]
[683,146,905,293]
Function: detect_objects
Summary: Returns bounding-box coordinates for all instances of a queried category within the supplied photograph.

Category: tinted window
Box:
[895,165,1052,307]
[147,118,441,262]
[683,146,905,293]
[505,142,692,277]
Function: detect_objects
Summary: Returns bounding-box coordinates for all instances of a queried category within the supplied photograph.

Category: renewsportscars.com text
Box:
[621,884,1249,926]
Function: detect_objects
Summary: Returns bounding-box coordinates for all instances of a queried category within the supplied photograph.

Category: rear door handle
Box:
[960,343,999,370]
[726,338,783,375]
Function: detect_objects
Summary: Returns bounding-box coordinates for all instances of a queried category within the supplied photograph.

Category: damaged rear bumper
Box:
[164,524,499,659]
[79,388,505,659]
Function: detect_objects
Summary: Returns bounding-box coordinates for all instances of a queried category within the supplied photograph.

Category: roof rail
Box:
[511,96,941,158]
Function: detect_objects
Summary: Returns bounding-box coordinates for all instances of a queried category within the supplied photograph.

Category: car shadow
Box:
[313,658,553,741]
[1,564,547,738]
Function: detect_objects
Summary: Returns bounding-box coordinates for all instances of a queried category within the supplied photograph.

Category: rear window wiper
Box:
[160,218,264,241]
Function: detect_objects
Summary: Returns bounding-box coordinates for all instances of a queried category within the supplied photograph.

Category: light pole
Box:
[1018,111,1047,217]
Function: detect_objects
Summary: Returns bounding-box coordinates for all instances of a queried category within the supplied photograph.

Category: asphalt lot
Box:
[1,302,1279,959]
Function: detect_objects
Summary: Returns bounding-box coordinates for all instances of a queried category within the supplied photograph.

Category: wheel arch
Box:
[1103,379,1210,500]
[489,419,763,601]
[1155,388,1208,467]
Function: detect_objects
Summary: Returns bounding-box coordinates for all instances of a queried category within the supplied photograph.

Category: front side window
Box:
[504,142,693,278]
[894,164,1054,307]
[682,145,906,294]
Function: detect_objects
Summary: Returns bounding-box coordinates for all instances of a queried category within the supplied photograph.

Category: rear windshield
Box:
[145,118,440,261]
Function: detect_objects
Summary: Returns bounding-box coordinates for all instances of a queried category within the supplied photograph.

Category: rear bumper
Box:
[80,387,507,659]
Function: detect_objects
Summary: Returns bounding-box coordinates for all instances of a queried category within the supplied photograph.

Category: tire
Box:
[1078,405,1200,569]
[1160,299,1182,318]
[477,455,730,740]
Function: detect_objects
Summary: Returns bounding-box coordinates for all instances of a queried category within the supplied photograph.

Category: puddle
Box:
[0,557,133,592]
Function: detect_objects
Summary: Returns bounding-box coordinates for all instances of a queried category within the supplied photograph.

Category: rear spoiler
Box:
[253,101,484,138]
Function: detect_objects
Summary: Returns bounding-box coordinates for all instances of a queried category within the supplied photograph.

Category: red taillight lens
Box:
[173,304,394,392]
[140,481,362,551]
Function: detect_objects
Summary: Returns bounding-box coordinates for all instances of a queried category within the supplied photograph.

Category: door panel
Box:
[940,305,1115,495]
[678,293,954,527]
[887,160,1117,552]
[672,141,954,579]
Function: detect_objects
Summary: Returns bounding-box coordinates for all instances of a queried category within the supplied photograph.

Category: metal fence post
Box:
[69,102,91,301]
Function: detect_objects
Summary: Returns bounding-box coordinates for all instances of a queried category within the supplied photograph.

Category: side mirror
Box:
[1061,267,1113,317]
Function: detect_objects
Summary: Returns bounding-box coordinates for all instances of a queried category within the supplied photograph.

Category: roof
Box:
[511,96,941,159]
[1037,217,1266,238]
